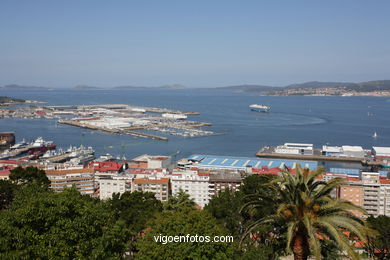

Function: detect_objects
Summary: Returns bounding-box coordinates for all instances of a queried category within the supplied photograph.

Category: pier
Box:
[59,119,168,141]
[123,130,168,141]
[255,151,363,163]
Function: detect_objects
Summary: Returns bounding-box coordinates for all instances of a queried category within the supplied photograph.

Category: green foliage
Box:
[136,208,236,259]
[205,174,285,258]
[0,186,129,259]
[241,166,371,260]
[0,96,25,104]
[163,189,196,211]
[365,215,390,259]
[110,191,163,233]
[205,188,243,237]
[9,166,50,188]
[0,180,16,210]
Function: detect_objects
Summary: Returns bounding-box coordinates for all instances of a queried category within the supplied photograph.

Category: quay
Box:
[123,130,168,141]
[255,151,363,163]
[59,119,168,141]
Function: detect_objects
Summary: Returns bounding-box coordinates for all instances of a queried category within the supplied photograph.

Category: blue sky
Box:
[0,0,389,87]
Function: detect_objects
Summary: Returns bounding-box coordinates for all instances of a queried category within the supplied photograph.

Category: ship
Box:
[9,139,29,150]
[249,104,270,113]
[27,137,56,154]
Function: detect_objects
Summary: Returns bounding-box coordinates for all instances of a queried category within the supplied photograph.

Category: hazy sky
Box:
[0,0,389,88]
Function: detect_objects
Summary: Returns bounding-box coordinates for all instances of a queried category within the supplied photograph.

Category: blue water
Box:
[1,89,390,161]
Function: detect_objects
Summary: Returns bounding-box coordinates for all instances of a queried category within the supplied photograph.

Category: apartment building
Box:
[361,172,381,216]
[170,169,210,208]
[378,179,390,216]
[98,175,132,200]
[132,177,170,202]
[339,180,364,217]
[209,171,242,197]
[45,168,95,195]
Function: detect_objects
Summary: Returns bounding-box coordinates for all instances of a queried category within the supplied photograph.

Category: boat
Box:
[249,104,270,113]
[9,139,29,150]
[373,132,378,139]
[27,137,56,153]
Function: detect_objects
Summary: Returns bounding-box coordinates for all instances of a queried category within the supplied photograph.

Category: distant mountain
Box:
[1,84,54,91]
[159,84,186,89]
[351,80,390,91]
[285,81,357,89]
[112,85,149,90]
[73,85,102,90]
[112,84,186,90]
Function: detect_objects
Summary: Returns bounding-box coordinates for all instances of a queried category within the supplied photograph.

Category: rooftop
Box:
[133,178,169,184]
[187,154,318,170]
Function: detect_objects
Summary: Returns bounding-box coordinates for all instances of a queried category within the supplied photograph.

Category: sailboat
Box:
[373,132,378,138]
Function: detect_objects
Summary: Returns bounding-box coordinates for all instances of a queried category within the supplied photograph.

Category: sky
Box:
[0,0,389,88]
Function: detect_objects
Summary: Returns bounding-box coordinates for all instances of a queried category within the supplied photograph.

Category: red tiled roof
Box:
[0,159,26,165]
[347,177,361,181]
[46,168,94,175]
[134,178,169,184]
[380,179,390,184]
[92,161,123,172]
[0,169,11,176]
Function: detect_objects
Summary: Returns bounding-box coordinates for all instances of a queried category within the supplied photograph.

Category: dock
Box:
[255,151,363,163]
[123,130,168,141]
[59,119,168,141]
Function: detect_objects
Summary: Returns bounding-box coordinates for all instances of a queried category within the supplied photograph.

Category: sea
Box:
[1,89,390,169]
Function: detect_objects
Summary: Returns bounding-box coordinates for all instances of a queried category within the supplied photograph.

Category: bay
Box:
[1,89,389,162]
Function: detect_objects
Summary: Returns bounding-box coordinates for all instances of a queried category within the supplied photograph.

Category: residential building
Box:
[45,168,95,195]
[170,169,210,208]
[209,171,242,197]
[0,169,10,180]
[99,175,132,200]
[132,177,170,202]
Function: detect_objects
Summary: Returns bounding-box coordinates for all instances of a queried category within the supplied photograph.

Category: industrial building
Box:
[274,143,314,155]
[187,154,318,171]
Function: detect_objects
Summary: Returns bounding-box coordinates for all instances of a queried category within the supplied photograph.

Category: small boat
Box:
[249,104,270,113]
[373,132,378,138]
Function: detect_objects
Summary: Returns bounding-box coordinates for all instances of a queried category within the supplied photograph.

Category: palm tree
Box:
[241,165,371,260]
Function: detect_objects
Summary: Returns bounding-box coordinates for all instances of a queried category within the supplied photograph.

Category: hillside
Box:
[1,84,53,91]
[73,85,102,90]
[0,96,25,104]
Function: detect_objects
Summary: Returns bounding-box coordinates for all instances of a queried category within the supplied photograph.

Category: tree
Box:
[136,208,235,259]
[0,180,16,210]
[365,215,390,259]
[0,185,129,259]
[9,166,50,188]
[241,165,371,260]
[163,189,196,211]
[206,174,285,259]
[205,188,243,238]
[109,191,163,256]
[110,191,163,233]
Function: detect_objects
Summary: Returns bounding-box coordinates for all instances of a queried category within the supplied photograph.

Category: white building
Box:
[341,146,365,158]
[379,179,390,216]
[147,156,172,169]
[275,143,314,155]
[46,168,95,195]
[372,147,390,159]
[361,172,380,216]
[322,145,343,157]
[170,169,210,208]
[99,177,131,200]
